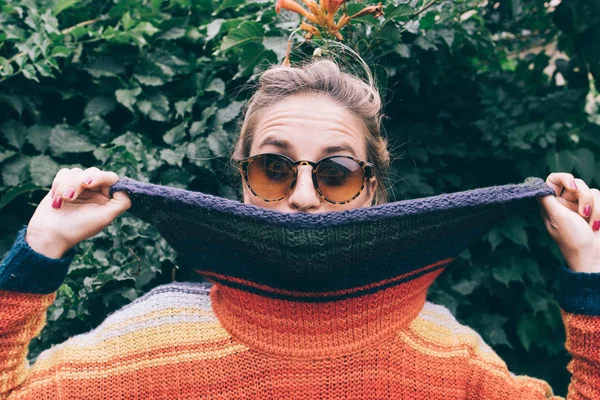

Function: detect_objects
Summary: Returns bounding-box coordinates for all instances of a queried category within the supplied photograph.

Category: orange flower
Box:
[276,0,320,24]
[327,0,349,15]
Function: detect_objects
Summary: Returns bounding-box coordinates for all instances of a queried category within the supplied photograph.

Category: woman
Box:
[1,59,598,399]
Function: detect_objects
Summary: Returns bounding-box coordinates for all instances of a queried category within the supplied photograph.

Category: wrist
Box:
[25,229,70,259]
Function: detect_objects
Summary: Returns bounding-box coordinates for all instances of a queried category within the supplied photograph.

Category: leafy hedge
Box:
[1,0,599,395]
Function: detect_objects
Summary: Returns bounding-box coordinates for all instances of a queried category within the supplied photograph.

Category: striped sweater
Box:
[1,237,599,399]
[1,178,599,399]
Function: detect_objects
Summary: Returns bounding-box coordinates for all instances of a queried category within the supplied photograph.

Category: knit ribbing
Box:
[108,177,555,298]
[0,226,75,294]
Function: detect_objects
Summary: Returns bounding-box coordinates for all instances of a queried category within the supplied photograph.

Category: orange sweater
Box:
[1,259,599,399]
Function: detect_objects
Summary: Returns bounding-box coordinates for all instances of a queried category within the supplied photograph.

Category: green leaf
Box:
[0,148,17,163]
[132,22,160,37]
[49,125,95,155]
[121,12,135,30]
[571,148,596,183]
[174,98,196,119]
[2,155,30,186]
[218,21,264,53]
[29,155,60,186]
[492,263,523,287]
[85,96,117,118]
[52,0,79,16]
[215,101,245,126]
[451,279,478,295]
[163,122,188,145]
[386,4,414,21]
[190,106,217,138]
[206,79,225,95]
[1,120,27,150]
[207,128,230,157]
[136,93,170,122]
[213,0,245,15]
[85,56,125,78]
[115,87,142,113]
[159,148,185,166]
[185,137,212,168]
[0,182,40,210]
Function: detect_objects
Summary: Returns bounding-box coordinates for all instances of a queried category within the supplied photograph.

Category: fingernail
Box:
[52,195,63,209]
[583,205,591,217]
[64,187,75,199]
[570,180,577,189]
[593,220,600,232]
[82,177,93,185]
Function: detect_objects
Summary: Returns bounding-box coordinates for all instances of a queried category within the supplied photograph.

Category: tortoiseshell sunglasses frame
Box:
[235,153,375,205]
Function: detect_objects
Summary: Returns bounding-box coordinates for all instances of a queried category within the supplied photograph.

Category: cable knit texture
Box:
[0,177,598,399]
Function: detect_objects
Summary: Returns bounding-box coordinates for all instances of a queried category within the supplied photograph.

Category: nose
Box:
[287,165,321,212]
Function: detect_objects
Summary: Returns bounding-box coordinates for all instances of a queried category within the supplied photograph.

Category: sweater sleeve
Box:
[0,227,75,399]
[465,265,600,400]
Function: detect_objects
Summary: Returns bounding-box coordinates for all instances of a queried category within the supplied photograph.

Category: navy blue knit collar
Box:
[109,177,554,301]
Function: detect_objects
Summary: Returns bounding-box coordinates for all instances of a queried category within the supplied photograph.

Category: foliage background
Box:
[1,0,599,395]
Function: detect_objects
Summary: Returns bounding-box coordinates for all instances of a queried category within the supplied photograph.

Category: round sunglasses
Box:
[236,153,375,204]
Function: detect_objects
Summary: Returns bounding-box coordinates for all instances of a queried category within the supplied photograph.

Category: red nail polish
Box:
[64,187,75,199]
[593,220,600,232]
[570,180,577,189]
[52,195,62,209]
[583,205,591,217]
[82,177,93,185]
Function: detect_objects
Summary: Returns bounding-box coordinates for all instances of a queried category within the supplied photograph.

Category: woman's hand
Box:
[25,167,131,259]
[538,173,600,273]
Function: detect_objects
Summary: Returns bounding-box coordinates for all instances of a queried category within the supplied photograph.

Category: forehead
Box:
[250,93,369,160]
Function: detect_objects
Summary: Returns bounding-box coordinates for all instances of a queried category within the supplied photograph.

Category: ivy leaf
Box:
[476,313,511,348]
[0,182,40,210]
[136,93,170,121]
[186,137,212,168]
[163,122,188,145]
[190,106,217,138]
[571,148,596,183]
[52,0,79,16]
[1,120,27,150]
[85,96,117,118]
[159,148,185,166]
[215,101,245,126]
[207,128,230,157]
[49,124,95,155]
[175,97,196,119]
[115,87,142,113]
[206,79,225,95]
[218,21,264,53]
[2,155,30,186]
[0,148,17,163]
[29,155,60,186]
[85,56,125,78]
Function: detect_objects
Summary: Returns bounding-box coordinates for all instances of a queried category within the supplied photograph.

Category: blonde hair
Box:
[231,54,390,205]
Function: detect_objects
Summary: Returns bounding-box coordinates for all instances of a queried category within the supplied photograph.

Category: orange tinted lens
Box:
[316,157,364,202]
[247,154,295,200]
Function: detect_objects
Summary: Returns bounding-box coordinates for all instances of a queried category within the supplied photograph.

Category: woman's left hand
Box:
[537,173,600,273]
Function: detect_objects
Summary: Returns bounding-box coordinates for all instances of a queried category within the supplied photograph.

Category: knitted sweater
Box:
[1,178,599,399]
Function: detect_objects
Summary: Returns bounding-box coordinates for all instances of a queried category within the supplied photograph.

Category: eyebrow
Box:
[257,138,358,158]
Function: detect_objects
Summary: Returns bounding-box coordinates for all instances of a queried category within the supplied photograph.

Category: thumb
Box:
[537,194,578,222]
[104,191,132,220]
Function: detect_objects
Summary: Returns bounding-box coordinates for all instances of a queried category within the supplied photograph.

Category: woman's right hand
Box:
[25,167,131,259]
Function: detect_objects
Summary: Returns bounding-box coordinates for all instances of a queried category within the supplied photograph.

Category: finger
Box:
[546,172,577,196]
[54,167,101,207]
[51,168,81,199]
[572,178,594,219]
[80,169,120,198]
[590,188,600,233]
